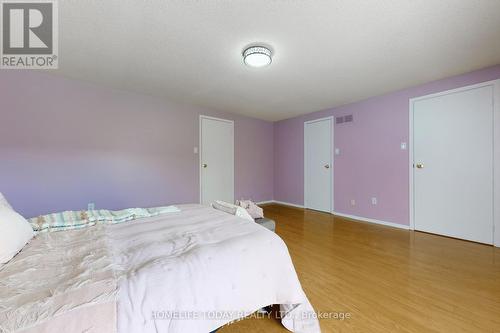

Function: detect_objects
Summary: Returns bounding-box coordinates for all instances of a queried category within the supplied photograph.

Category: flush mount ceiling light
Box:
[243,46,272,68]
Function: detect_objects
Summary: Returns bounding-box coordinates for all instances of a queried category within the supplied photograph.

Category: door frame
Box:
[408,79,500,246]
[199,115,235,204]
[304,116,334,213]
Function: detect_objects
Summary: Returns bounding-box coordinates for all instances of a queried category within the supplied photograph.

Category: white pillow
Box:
[0,192,13,210]
[0,207,34,264]
[234,206,255,222]
[212,201,237,215]
[212,200,254,222]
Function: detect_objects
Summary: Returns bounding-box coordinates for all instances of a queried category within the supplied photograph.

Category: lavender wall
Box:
[0,71,273,217]
[274,65,500,226]
[3,66,499,223]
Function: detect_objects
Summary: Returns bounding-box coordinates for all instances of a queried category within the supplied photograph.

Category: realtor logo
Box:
[1,0,58,69]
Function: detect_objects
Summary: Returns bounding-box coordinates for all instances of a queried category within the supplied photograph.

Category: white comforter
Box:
[0,204,320,333]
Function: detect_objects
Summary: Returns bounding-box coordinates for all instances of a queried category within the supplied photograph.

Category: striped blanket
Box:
[28,206,180,233]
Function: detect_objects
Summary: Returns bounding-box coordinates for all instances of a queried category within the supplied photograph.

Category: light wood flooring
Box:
[220,204,500,333]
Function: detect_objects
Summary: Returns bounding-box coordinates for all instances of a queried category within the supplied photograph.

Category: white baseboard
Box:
[262,201,409,230]
[268,200,305,208]
[261,202,498,246]
[332,211,410,230]
[256,200,274,205]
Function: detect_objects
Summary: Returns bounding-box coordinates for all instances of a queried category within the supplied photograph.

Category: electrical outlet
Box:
[87,202,95,211]
[371,197,377,205]
[350,199,356,206]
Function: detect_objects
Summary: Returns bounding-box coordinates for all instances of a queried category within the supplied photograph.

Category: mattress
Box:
[0,204,320,333]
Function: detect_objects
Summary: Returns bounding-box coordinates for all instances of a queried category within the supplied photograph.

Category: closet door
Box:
[413,85,494,244]
[304,117,333,213]
[200,116,234,205]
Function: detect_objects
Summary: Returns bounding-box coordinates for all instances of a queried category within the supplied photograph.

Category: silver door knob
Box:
[324,164,330,169]
[416,163,424,169]
[202,163,208,168]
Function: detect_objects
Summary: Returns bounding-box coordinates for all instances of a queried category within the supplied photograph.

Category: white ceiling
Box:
[55,0,500,121]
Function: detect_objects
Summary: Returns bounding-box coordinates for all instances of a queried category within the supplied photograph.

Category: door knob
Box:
[324,164,330,169]
[415,163,424,169]
[202,163,208,168]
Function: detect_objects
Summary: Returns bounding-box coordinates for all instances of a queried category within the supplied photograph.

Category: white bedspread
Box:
[1,204,320,333]
[0,225,117,333]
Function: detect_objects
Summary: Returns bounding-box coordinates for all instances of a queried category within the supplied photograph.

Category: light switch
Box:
[400,142,407,150]
[335,148,340,155]
[194,147,198,154]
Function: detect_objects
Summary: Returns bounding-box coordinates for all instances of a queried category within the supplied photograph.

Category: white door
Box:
[413,85,494,244]
[200,116,234,205]
[304,117,333,212]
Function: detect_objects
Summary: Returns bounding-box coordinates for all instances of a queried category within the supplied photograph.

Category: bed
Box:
[0,204,320,333]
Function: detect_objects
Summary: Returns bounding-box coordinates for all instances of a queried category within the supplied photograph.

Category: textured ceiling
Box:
[54,0,500,121]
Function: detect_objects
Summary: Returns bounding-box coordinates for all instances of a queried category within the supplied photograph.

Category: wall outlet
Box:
[87,202,95,211]
[350,199,356,206]
[371,197,377,205]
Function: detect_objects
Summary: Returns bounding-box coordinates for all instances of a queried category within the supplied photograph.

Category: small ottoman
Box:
[255,217,276,232]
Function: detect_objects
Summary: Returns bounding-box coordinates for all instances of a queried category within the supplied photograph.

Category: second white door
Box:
[413,84,494,244]
[304,117,333,212]
[200,116,234,205]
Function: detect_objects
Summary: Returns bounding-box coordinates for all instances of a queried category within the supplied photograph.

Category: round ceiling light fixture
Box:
[243,46,272,68]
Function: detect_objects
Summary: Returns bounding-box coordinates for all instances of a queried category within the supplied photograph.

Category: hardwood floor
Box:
[220,204,500,333]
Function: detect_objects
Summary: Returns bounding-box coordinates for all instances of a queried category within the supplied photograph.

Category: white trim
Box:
[408,97,414,230]
[199,115,235,205]
[304,116,334,124]
[409,79,500,247]
[271,200,305,209]
[304,116,334,213]
[332,211,410,230]
[256,200,274,205]
[268,201,410,230]
[199,115,235,124]
[494,80,500,247]
[409,79,500,102]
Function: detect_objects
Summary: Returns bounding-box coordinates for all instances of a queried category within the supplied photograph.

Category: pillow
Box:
[28,210,95,233]
[212,201,237,215]
[212,200,254,222]
[0,192,13,210]
[28,206,183,233]
[0,207,34,264]
[236,200,264,219]
[234,206,254,222]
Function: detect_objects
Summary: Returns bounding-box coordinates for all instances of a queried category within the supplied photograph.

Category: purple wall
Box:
[274,65,500,226]
[0,71,274,217]
[2,65,499,223]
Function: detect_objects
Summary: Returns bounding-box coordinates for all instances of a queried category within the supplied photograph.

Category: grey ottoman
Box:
[255,217,276,232]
